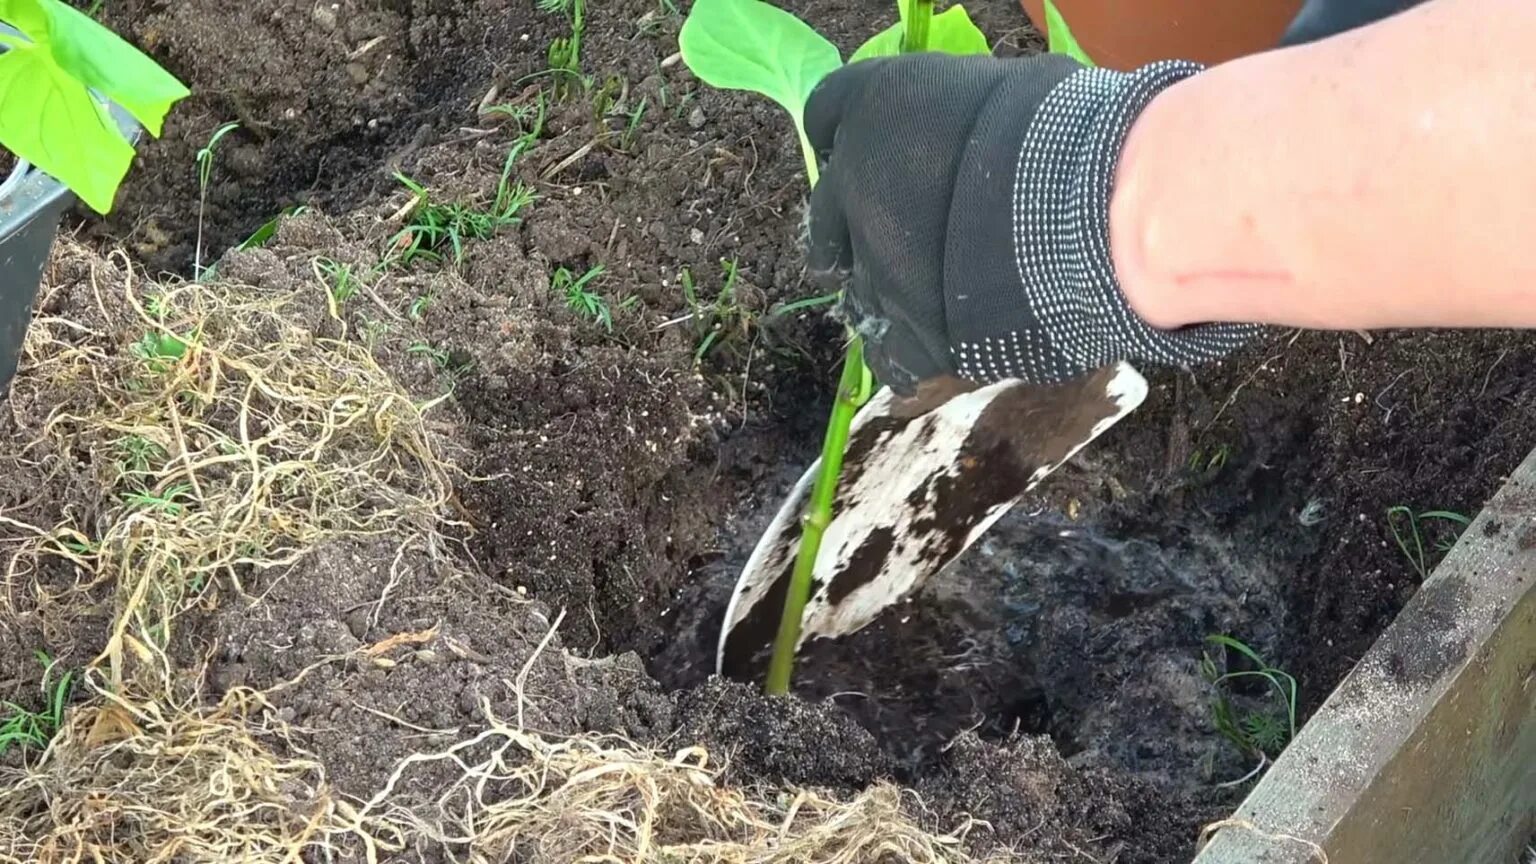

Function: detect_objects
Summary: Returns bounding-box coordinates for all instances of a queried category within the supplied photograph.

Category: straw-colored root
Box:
[0,682,401,864]
[5,245,453,689]
[0,240,1007,864]
[363,698,1004,864]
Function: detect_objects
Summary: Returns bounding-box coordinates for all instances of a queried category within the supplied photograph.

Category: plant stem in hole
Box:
[903,0,932,51]
[763,0,938,696]
[765,336,869,695]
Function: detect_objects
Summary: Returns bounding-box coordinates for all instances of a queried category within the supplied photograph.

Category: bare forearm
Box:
[1111,0,1536,331]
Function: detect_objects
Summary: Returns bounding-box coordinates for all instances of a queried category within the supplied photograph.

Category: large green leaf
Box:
[679,0,841,179]
[1044,0,1094,65]
[0,43,133,212]
[1,0,190,136]
[850,3,989,63]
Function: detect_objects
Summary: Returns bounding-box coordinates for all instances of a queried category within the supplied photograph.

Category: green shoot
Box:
[407,341,452,369]
[130,330,189,373]
[387,158,534,267]
[0,651,74,757]
[122,482,194,515]
[0,0,190,213]
[554,265,628,331]
[408,294,433,321]
[679,261,821,372]
[194,121,240,279]
[505,92,547,164]
[680,0,992,696]
[768,292,839,318]
[114,434,166,483]
[1042,0,1093,64]
[234,204,311,252]
[679,259,748,364]
[1386,506,1471,580]
[545,0,587,97]
[1187,442,1232,475]
[620,97,649,151]
[316,257,359,306]
[1201,634,1299,767]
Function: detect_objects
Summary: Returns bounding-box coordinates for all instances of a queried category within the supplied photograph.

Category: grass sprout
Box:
[194,121,240,280]
[1201,634,1299,776]
[387,146,536,268]
[554,265,633,331]
[1386,505,1470,580]
[0,652,74,758]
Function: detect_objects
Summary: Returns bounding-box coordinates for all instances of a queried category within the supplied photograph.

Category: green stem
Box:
[903,0,932,52]
[765,336,869,695]
[764,0,938,695]
[798,130,820,187]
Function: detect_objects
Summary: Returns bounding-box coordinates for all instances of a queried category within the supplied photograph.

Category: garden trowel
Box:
[716,362,1148,678]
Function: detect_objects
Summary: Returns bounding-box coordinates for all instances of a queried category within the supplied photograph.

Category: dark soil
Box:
[6,0,1533,860]
[0,149,14,182]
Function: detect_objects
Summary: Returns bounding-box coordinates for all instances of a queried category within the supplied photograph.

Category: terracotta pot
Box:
[1019,0,1304,70]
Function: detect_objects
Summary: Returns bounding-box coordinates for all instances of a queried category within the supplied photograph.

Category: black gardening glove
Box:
[1280,0,1425,46]
[803,52,1259,395]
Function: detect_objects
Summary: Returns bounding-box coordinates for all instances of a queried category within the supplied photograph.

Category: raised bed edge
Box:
[1193,444,1536,863]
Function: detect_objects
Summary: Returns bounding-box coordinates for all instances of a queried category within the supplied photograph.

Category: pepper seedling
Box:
[0,0,190,213]
[682,0,1138,696]
[680,0,993,694]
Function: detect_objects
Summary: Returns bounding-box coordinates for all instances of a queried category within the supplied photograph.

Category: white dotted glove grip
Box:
[947,60,1262,384]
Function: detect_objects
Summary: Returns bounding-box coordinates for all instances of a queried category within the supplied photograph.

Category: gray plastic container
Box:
[0,22,141,393]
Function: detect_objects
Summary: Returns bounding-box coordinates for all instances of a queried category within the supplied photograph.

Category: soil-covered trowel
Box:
[716,362,1148,678]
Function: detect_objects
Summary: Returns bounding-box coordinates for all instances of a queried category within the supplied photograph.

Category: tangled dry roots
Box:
[360,699,1000,864]
[0,242,1001,863]
[0,684,401,864]
[0,683,1000,864]
[5,246,452,686]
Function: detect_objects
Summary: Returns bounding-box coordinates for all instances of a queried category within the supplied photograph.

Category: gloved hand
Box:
[803,0,1422,395]
[803,52,1259,395]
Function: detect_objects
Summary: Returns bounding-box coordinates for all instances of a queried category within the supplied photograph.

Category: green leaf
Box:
[926,5,989,55]
[0,43,133,212]
[849,20,902,61]
[2,0,190,136]
[1043,0,1093,65]
[679,0,841,180]
[851,3,988,62]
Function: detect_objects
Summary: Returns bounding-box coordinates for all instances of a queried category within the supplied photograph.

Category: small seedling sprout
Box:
[1386,505,1470,580]
[194,121,240,279]
[544,0,588,97]
[555,264,626,330]
[1201,634,1299,776]
[0,652,74,757]
[387,153,534,268]
[621,97,649,151]
[315,256,360,316]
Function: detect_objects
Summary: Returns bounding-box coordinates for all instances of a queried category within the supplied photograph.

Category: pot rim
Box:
[0,23,31,203]
[0,154,31,204]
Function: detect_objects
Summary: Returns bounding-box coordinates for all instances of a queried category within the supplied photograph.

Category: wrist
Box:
[1108,78,1189,330]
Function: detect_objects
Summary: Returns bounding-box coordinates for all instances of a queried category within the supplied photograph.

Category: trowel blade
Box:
[715,361,1149,679]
